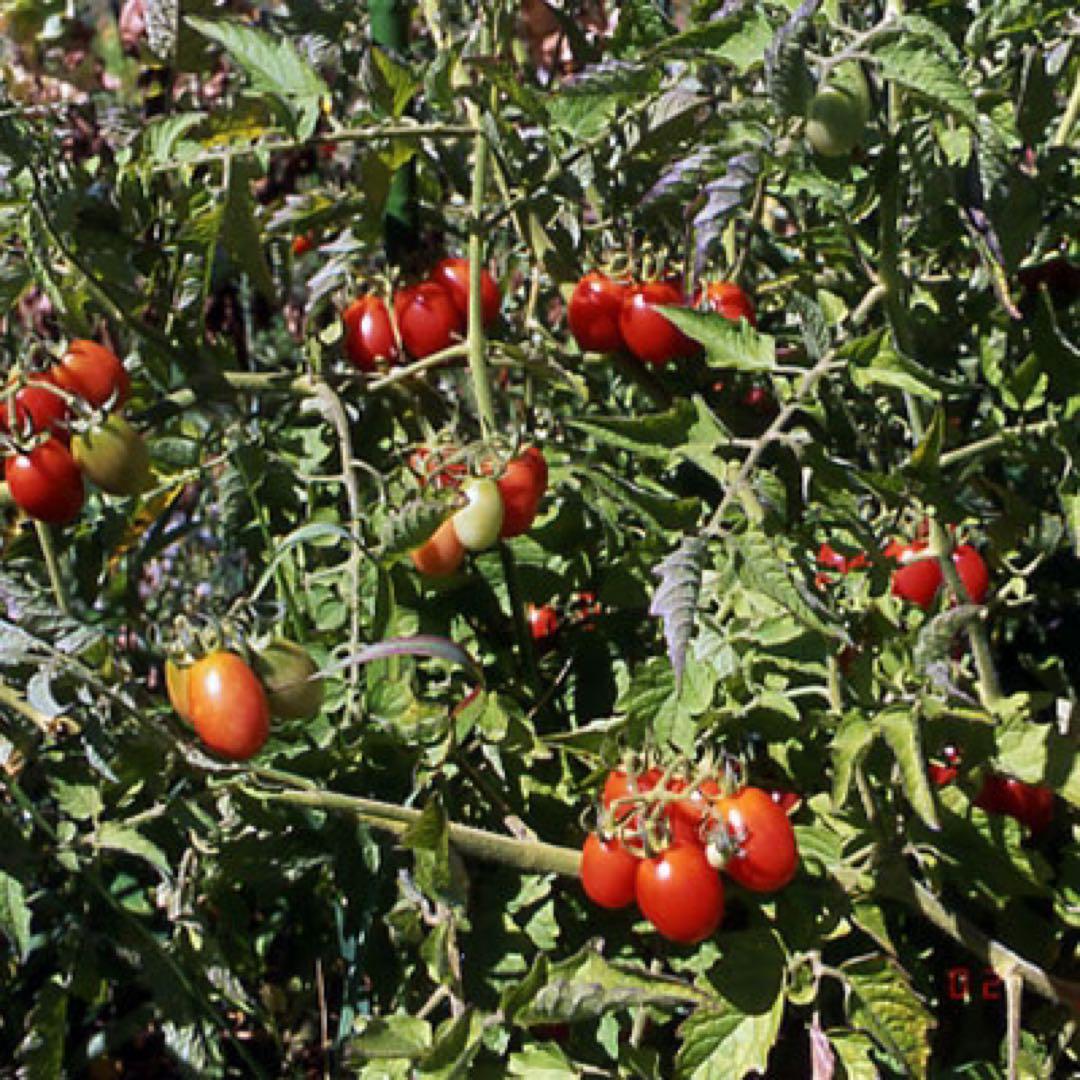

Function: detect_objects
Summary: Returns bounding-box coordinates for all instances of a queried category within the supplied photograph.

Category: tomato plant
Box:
[805,62,871,158]
[4,436,85,524]
[187,651,271,760]
[526,602,558,643]
[411,517,466,578]
[635,844,724,944]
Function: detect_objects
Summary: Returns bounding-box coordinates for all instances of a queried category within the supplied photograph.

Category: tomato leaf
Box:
[0,871,32,961]
[660,307,775,372]
[345,1015,432,1061]
[764,0,818,120]
[649,536,706,689]
[878,709,940,831]
[675,997,784,1079]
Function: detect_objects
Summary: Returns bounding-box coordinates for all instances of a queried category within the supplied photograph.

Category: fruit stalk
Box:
[34,519,69,616]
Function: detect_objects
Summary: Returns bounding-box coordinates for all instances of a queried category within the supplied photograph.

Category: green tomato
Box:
[253,639,324,721]
[806,63,871,158]
[451,478,504,551]
[72,414,152,497]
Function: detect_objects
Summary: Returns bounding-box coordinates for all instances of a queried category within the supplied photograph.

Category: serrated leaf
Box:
[380,499,457,559]
[186,16,329,139]
[764,0,818,120]
[661,307,776,372]
[548,61,659,141]
[790,292,829,362]
[692,152,761,271]
[368,47,420,119]
[0,871,32,960]
[675,997,784,1079]
[872,40,978,126]
[878,709,939,830]
[93,823,172,877]
[568,398,698,458]
[831,713,876,810]
[913,603,981,669]
[16,977,67,1078]
[650,537,706,688]
[348,1016,433,1060]
[906,405,946,475]
[844,955,934,1078]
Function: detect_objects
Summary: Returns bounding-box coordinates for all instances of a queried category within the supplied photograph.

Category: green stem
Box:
[1052,59,1080,147]
[928,521,1003,709]
[34,520,70,616]
[247,784,583,878]
[464,20,498,439]
[938,419,1058,470]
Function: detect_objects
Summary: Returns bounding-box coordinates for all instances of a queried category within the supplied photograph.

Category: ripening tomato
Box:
[72,414,153,497]
[1,374,69,441]
[5,437,85,524]
[635,844,724,944]
[51,339,130,410]
[343,295,398,371]
[710,787,798,892]
[568,272,629,353]
[619,282,698,366]
[188,651,270,760]
[411,517,467,577]
[817,543,847,573]
[580,832,639,909]
[887,540,943,610]
[431,257,501,328]
[974,775,1054,834]
[253,638,324,721]
[166,659,193,725]
[452,478,504,551]
[952,545,989,604]
[702,281,757,326]
[527,603,559,642]
[393,282,463,359]
[497,447,547,538]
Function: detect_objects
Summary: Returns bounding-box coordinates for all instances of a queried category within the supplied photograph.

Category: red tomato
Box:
[188,651,270,760]
[975,774,1054,834]
[51,340,130,410]
[952,544,989,604]
[635,844,724,944]
[817,543,847,573]
[929,763,958,787]
[769,790,801,814]
[5,437,85,524]
[1,374,70,441]
[568,272,629,353]
[619,282,698,366]
[393,282,463,359]
[602,766,662,833]
[887,541,943,609]
[498,447,548,538]
[343,295,398,371]
[411,517,466,578]
[668,778,721,830]
[702,281,757,327]
[292,233,315,256]
[580,832,638,909]
[430,257,501,328]
[712,787,798,892]
[527,603,559,642]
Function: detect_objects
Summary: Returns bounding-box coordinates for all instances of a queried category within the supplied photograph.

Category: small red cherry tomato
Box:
[952,544,989,604]
[430,257,501,328]
[51,340,130,410]
[887,541,943,609]
[5,437,85,524]
[498,447,548,538]
[568,272,629,353]
[635,844,724,944]
[527,603,559,642]
[619,282,698,366]
[393,282,464,359]
[701,280,756,326]
[1,374,69,441]
[711,786,798,892]
[343,295,398,371]
[580,832,638,909]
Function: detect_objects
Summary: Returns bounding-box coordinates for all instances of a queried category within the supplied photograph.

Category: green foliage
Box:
[0,0,1077,1077]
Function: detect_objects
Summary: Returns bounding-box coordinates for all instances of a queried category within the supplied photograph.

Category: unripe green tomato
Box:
[451,478,504,551]
[253,639,324,721]
[72,414,152,496]
[806,63,871,158]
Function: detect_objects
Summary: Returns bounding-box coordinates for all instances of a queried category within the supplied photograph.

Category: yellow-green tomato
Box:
[72,414,152,497]
[451,478,504,552]
[253,639,324,721]
[806,63,871,158]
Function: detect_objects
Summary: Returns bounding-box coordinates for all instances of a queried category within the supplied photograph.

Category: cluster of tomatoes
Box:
[166,639,323,760]
[526,591,603,650]
[567,272,756,367]
[817,534,990,609]
[580,762,799,945]
[2,340,151,525]
[409,445,548,578]
[341,257,501,371]
[930,744,1054,835]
